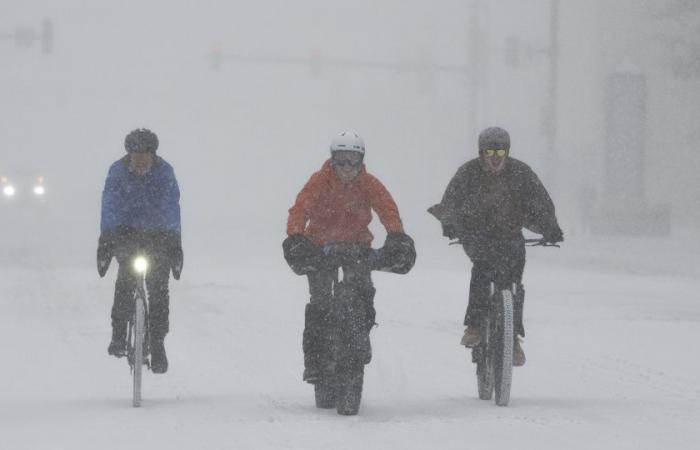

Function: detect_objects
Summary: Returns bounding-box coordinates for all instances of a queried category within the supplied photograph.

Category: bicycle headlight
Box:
[133,256,149,274]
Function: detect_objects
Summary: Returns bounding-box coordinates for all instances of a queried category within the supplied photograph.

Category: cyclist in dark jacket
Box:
[96,128,183,374]
[429,127,562,366]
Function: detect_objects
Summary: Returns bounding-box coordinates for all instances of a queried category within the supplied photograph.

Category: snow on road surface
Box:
[1,234,699,450]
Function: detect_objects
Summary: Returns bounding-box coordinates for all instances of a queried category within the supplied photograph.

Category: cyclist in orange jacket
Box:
[283,131,415,383]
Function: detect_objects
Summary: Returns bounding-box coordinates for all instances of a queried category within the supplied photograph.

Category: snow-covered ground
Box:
[2,230,698,450]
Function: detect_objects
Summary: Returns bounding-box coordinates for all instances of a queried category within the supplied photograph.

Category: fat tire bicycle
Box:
[454,236,558,406]
[311,245,378,416]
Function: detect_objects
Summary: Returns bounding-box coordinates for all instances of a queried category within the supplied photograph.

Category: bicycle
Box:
[127,254,150,408]
[452,236,558,406]
[308,244,379,415]
[284,233,414,415]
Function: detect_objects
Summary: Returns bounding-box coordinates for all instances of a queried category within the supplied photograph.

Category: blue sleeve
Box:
[161,165,181,234]
[100,164,123,234]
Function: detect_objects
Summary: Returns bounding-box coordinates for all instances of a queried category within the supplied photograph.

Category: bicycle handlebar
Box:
[322,245,379,269]
[449,236,561,248]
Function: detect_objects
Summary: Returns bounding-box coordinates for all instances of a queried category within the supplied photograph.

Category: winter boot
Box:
[460,326,481,348]
[513,337,526,367]
[107,320,127,357]
[150,338,168,374]
[303,367,321,384]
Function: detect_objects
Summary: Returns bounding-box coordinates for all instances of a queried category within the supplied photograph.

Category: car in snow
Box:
[1,173,48,202]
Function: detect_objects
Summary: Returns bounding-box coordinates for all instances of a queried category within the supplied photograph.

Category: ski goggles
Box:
[332,157,363,168]
[483,149,508,157]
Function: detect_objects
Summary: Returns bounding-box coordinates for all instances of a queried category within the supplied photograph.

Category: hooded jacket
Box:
[287,159,403,245]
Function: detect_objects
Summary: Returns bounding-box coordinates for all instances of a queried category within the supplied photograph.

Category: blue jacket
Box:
[100,156,181,234]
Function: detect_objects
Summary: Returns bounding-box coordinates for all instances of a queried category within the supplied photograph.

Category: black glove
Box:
[96,232,116,277]
[165,232,183,280]
[283,234,323,275]
[543,225,564,244]
[374,232,417,274]
[442,224,459,240]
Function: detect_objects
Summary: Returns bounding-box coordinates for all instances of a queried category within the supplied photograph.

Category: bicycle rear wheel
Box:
[314,379,337,409]
[492,289,514,406]
[475,320,494,400]
[132,295,146,407]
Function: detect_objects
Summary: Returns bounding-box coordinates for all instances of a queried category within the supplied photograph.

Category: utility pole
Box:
[468,0,481,144]
[545,0,560,189]
[0,20,53,54]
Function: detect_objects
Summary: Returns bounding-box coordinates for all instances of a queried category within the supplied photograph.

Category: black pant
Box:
[111,248,171,341]
[463,237,526,337]
[303,264,376,370]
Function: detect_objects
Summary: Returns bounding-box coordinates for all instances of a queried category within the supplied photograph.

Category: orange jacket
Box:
[287,159,404,245]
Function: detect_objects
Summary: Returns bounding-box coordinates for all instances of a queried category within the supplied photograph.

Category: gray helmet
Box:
[125,128,159,154]
[478,127,510,153]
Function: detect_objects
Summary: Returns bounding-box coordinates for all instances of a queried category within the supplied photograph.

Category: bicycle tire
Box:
[132,295,146,408]
[314,380,337,409]
[493,289,514,406]
[336,363,364,416]
[475,321,494,400]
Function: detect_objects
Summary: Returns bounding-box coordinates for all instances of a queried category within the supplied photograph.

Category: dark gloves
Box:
[283,234,323,275]
[442,224,459,240]
[165,232,183,280]
[543,225,564,244]
[428,204,461,241]
[374,232,417,274]
[96,232,116,277]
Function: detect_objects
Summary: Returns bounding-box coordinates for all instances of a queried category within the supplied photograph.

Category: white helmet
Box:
[330,131,365,155]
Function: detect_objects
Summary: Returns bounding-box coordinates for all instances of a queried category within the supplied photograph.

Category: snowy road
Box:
[2,238,699,450]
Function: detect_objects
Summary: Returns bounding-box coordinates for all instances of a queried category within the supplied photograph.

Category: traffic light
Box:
[0,19,53,54]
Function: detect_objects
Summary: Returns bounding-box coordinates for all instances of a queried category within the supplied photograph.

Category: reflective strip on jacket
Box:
[287,159,404,245]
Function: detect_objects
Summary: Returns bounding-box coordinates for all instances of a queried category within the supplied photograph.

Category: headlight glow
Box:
[133,256,149,274]
[33,185,46,196]
[3,185,16,197]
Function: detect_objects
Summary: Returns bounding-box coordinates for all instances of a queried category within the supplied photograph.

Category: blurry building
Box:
[555,0,700,233]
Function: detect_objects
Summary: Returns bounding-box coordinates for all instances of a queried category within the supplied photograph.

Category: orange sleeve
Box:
[287,172,322,236]
[367,175,404,234]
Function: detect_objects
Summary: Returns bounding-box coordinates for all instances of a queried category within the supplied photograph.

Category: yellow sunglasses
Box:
[483,149,507,157]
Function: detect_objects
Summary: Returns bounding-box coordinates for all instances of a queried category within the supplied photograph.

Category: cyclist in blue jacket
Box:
[97,128,183,374]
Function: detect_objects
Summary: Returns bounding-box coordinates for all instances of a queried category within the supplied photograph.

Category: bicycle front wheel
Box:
[132,295,146,408]
[492,289,514,406]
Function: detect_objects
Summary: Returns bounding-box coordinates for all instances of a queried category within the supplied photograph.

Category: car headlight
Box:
[2,185,15,197]
[33,185,46,196]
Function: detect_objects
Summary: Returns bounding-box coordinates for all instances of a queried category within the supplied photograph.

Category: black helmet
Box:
[125,128,159,154]
[478,127,510,153]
